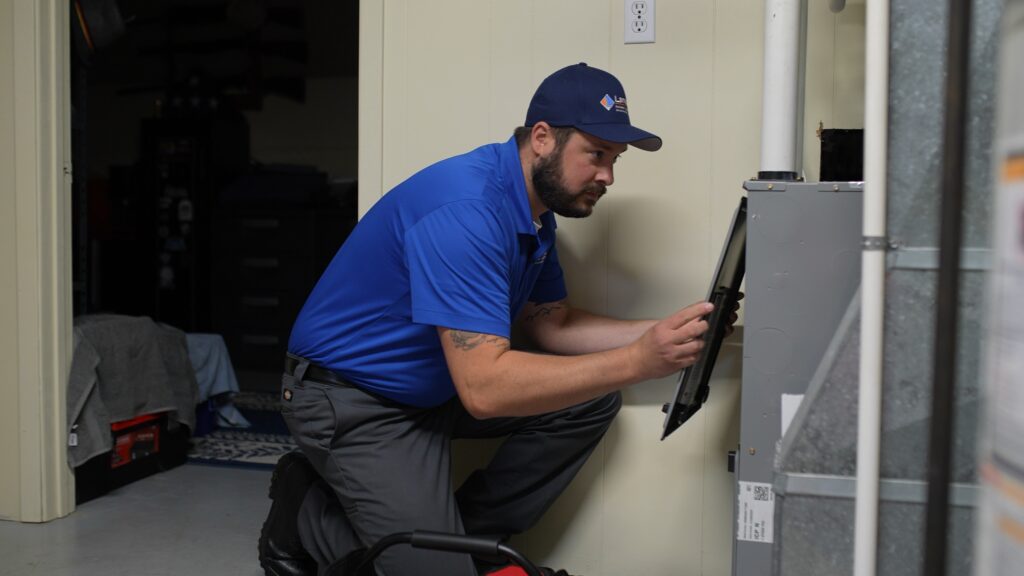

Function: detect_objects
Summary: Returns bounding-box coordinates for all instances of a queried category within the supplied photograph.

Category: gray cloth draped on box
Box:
[67,315,198,468]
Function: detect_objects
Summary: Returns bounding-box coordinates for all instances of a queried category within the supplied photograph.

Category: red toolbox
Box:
[74,411,190,504]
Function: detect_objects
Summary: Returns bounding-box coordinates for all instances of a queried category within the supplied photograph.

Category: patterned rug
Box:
[187,392,296,469]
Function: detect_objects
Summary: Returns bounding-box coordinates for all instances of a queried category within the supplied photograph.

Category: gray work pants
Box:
[280,359,621,576]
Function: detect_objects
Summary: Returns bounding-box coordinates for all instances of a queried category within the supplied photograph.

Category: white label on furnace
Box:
[737,481,775,543]
[781,393,804,437]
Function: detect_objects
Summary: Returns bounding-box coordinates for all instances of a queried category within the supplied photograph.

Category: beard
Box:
[532,147,606,218]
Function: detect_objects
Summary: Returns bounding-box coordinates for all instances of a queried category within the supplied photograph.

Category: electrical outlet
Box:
[624,0,655,44]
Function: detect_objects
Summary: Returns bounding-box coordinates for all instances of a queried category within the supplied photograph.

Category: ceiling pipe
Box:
[759,0,804,181]
[854,0,890,575]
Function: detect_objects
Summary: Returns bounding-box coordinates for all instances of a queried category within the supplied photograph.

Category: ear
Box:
[530,122,556,156]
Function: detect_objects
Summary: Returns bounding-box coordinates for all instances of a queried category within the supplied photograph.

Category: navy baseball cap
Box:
[525,63,662,152]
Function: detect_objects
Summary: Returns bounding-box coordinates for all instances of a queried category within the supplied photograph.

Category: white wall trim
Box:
[1,0,75,522]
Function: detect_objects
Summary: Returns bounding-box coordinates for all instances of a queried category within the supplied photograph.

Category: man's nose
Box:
[595,165,614,187]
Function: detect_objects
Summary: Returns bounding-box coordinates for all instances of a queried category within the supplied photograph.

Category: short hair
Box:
[514,125,576,150]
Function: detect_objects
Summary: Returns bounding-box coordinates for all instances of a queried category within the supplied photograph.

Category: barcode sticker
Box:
[737,481,775,543]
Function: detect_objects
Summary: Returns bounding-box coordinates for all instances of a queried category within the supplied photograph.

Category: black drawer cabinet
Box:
[212,207,355,374]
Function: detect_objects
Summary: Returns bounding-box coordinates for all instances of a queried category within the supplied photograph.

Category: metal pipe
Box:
[923,0,973,574]
[759,0,802,180]
[854,0,889,575]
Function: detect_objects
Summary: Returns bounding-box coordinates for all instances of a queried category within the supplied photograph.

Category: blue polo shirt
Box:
[287,137,567,407]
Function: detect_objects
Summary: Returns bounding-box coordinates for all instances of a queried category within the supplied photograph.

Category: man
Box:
[258,63,731,576]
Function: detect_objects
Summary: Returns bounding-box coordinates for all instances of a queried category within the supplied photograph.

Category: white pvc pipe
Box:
[760,0,802,175]
[855,0,889,575]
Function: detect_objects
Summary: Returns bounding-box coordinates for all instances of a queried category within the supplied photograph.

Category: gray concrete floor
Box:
[0,464,272,576]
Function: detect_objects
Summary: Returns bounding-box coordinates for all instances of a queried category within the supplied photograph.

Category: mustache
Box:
[582,183,607,197]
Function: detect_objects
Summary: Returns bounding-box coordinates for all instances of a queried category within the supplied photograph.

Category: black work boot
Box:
[258,451,320,576]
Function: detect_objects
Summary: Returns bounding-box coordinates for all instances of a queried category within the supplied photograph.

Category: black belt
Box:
[284,355,354,388]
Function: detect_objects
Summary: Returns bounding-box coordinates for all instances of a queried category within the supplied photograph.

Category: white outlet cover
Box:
[624,0,655,44]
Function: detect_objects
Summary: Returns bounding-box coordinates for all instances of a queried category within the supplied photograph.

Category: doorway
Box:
[71,0,359,393]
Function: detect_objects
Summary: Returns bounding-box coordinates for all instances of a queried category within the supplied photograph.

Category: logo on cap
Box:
[600,94,629,114]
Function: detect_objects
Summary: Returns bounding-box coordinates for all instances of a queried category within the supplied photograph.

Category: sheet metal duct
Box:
[763,0,1003,574]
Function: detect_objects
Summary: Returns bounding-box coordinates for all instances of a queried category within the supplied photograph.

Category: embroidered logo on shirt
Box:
[533,252,547,265]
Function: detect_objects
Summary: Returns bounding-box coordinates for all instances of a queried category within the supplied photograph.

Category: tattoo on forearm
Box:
[448,331,510,352]
[524,304,565,322]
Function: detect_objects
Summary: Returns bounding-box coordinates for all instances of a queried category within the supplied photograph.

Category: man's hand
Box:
[629,301,714,381]
[724,291,744,337]
[437,299,728,418]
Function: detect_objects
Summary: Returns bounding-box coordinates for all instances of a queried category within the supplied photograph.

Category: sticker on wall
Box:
[737,481,775,543]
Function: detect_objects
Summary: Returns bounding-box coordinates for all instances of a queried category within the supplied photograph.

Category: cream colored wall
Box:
[0,0,75,522]
[803,0,866,182]
[0,0,20,521]
[358,1,864,573]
